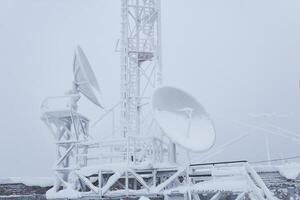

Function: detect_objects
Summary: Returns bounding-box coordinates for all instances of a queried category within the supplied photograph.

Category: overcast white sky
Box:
[0,0,300,177]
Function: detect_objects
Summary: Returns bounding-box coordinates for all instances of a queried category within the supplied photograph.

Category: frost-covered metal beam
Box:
[245,163,275,200]
[210,192,222,200]
[55,144,75,166]
[235,193,245,200]
[153,167,186,193]
[128,169,150,190]
[101,170,125,195]
[54,173,69,189]
[75,172,99,193]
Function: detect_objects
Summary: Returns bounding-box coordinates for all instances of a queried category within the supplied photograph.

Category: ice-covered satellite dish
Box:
[73,46,104,108]
[152,86,216,152]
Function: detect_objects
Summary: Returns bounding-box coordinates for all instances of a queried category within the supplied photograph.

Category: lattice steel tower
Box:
[120,0,162,137]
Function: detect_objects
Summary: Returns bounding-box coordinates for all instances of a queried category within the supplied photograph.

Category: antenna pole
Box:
[264,133,272,166]
[120,0,162,138]
[168,142,176,163]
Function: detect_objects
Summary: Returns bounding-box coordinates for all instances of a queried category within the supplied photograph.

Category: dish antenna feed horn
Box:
[152,86,216,163]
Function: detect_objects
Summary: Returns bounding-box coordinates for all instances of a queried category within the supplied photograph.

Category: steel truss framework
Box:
[41,102,276,200]
[42,1,277,200]
[120,0,162,138]
[58,161,275,200]
[41,96,99,192]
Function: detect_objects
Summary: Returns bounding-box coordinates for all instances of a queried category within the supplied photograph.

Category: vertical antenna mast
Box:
[120,0,162,137]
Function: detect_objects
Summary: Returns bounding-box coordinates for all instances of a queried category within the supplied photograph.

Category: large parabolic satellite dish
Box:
[152,86,216,152]
[73,46,104,108]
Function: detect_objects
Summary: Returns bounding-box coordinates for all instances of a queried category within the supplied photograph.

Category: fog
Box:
[0,0,300,177]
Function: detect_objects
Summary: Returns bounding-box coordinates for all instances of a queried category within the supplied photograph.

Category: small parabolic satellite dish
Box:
[73,46,104,108]
[152,86,216,152]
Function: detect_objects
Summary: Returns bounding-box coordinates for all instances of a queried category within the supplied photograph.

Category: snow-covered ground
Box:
[277,162,300,180]
[255,162,300,180]
[46,187,81,199]
[0,177,53,187]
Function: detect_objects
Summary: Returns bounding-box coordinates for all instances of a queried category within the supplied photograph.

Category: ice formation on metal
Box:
[41,1,278,200]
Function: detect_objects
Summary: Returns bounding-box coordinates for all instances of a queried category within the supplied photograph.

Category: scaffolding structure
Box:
[41,1,278,199]
[120,0,162,138]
